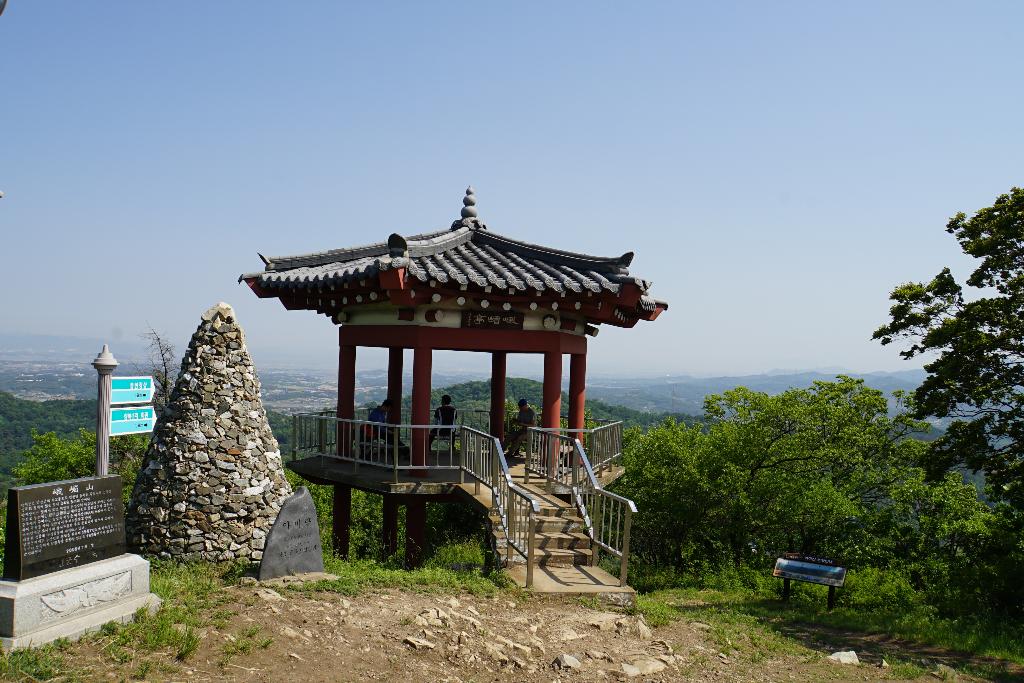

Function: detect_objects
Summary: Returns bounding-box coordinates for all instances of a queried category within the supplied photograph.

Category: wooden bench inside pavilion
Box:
[241,188,667,599]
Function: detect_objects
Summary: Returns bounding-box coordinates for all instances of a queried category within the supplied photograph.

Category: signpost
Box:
[110,406,157,436]
[92,346,156,475]
[772,553,847,610]
[110,376,155,405]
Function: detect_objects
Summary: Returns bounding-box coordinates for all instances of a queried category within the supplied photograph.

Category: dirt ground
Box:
[67,585,996,683]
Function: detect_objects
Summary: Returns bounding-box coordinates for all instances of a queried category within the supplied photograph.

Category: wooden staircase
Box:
[478,470,635,604]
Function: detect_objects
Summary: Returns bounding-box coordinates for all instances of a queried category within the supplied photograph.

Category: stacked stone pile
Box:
[126,302,292,561]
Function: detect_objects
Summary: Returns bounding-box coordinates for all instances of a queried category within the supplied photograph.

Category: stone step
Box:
[536,504,578,518]
[534,547,592,567]
[533,515,582,533]
[532,531,590,550]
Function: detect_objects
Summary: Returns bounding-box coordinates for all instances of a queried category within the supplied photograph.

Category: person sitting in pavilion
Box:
[428,394,458,453]
[365,398,392,442]
[503,398,536,458]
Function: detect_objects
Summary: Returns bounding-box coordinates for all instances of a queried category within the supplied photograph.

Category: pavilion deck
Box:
[286,452,625,497]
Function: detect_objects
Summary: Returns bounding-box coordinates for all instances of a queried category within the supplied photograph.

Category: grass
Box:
[0,640,76,682]
[291,554,515,597]
[635,586,1024,680]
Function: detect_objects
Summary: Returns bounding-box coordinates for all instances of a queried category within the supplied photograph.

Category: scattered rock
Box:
[622,658,667,677]
[587,650,613,662]
[404,636,437,650]
[279,626,303,640]
[588,614,619,631]
[255,588,284,602]
[828,650,860,665]
[880,658,890,669]
[636,617,653,639]
[555,626,584,642]
[689,621,711,631]
[552,654,581,670]
[932,663,958,679]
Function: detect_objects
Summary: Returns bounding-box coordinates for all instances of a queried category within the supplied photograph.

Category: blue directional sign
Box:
[110,376,155,405]
[110,406,156,436]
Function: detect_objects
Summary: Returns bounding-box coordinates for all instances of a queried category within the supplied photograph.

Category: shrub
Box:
[839,566,923,612]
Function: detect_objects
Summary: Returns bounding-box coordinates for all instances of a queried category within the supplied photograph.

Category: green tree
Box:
[14,430,148,503]
[616,377,929,581]
[874,187,1024,508]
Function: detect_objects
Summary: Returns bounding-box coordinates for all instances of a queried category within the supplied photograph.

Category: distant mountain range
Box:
[583,369,928,414]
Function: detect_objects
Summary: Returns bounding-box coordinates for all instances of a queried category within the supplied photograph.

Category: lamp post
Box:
[92,344,118,475]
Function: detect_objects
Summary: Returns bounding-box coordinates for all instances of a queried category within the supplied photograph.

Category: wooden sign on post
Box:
[772,553,847,610]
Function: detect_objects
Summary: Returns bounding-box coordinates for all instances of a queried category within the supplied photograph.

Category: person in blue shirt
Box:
[365,399,392,441]
[368,399,392,425]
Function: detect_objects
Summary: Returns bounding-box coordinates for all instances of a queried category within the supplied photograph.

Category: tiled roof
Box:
[242,221,659,300]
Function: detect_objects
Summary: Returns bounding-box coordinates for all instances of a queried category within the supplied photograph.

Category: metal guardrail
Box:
[459,426,540,586]
[291,413,540,586]
[572,438,636,586]
[524,426,636,586]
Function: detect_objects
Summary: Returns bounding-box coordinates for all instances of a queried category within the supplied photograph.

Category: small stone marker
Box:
[4,475,125,581]
[258,487,324,581]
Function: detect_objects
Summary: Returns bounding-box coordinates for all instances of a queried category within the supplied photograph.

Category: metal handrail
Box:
[572,438,636,586]
[523,426,637,586]
[459,426,540,586]
[292,413,539,587]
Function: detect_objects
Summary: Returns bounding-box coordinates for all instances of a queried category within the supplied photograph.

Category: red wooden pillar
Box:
[387,347,403,424]
[332,484,351,559]
[337,340,357,456]
[405,498,427,568]
[382,494,398,559]
[338,341,356,419]
[542,351,562,430]
[411,347,432,474]
[490,351,507,440]
[568,352,587,431]
[543,351,562,476]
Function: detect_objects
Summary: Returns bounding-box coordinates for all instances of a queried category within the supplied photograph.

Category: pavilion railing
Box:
[293,413,461,477]
[523,421,623,483]
[571,421,624,474]
[524,427,636,587]
[291,413,540,586]
[459,426,540,586]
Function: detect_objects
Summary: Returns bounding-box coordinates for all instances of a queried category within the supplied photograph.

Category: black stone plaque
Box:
[258,487,324,581]
[3,475,125,581]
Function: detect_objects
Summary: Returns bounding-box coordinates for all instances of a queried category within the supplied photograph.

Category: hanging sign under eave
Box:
[110,376,155,405]
[110,406,156,436]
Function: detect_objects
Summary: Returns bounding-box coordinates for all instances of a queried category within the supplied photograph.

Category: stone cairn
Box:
[127,302,292,561]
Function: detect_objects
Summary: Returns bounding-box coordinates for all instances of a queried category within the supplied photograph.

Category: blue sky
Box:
[1,2,1019,375]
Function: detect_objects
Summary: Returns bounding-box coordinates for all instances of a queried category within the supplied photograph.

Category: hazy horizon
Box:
[2,2,1018,376]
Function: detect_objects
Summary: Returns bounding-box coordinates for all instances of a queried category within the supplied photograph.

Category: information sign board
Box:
[772,556,847,587]
[3,475,125,580]
[110,406,156,436]
[110,376,155,405]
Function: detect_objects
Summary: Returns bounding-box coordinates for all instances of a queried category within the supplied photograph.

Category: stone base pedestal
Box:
[0,554,160,651]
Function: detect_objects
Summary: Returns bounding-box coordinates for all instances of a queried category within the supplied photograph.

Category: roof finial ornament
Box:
[452,185,486,230]
[461,186,478,219]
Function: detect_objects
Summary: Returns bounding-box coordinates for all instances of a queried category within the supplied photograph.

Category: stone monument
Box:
[126,302,292,561]
[1,475,160,650]
[258,487,324,581]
